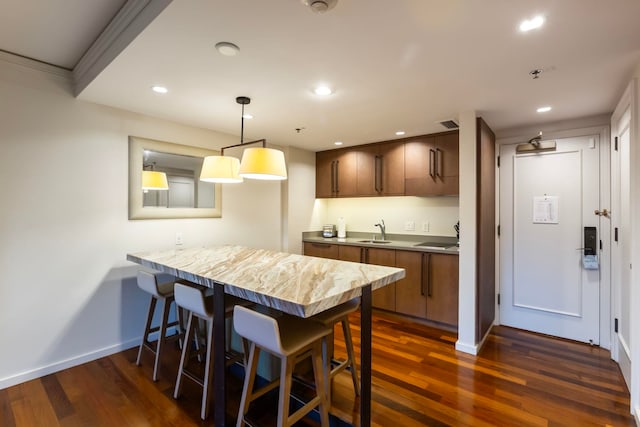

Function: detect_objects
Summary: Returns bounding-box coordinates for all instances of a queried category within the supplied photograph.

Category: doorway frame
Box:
[495,124,611,350]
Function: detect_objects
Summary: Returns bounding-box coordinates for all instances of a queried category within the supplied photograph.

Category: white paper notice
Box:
[533,196,559,224]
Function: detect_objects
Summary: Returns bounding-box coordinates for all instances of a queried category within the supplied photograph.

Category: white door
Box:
[499,135,601,344]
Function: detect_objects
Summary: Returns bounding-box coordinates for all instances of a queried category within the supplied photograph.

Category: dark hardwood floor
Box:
[1,311,635,426]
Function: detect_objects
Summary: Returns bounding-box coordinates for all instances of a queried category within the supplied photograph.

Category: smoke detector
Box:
[302,0,338,13]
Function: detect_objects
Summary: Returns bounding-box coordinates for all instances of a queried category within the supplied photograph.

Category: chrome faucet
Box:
[374,219,386,241]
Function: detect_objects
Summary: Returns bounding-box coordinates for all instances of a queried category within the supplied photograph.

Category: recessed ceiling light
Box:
[395,131,406,136]
[519,15,545,32]
[537,106,552,113]
[314,85,333,96]
[334,141,343,146]
[215,41,240,56]
[242,114,253,119]
[151,85,168,94]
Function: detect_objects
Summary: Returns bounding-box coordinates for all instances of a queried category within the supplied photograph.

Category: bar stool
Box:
[135,270,182,382]
[172,283,246,420]
[310,299,360,396]
[234,305,331,427]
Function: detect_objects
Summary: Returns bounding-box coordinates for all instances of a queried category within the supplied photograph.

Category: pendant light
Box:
[141,170,169,190]
[199,96,287,183]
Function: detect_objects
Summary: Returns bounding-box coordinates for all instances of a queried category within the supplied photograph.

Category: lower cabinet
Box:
[302,242,458,326]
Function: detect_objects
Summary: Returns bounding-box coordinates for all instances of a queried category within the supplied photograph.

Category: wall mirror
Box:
[129,136,222,219]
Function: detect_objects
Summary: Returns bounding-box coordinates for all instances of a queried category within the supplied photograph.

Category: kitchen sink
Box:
[358,240,392,244]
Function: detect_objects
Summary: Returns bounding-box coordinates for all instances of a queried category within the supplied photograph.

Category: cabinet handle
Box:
[330,161,335,194]
[375,155,383,192]
[420,253,426,296]
[436,148,443,178]
[429,149,436,178]
[335,159,340,193]
[425,253,432,297]
[312,243,331,248]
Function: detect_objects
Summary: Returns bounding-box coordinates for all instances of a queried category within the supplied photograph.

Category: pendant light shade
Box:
[239,147,288,180]
[200,155,243,183]
[142,170,169,190]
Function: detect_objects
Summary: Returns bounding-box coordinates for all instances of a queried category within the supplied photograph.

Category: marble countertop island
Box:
[127,245,405,317]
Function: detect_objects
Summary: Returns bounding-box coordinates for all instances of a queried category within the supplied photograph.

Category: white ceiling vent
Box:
[438,119,459,129]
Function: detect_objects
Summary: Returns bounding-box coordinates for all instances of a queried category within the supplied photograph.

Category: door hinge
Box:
[497,293,500,305]
[497,225,500,237]
[614,227,618,242]
[615,318,619,333]
[497,156,500,167]
[615,136,618,151]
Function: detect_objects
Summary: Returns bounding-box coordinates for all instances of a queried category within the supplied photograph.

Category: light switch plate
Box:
[404,220,415,231]
[175,232,184,245]
[422,222,430,232]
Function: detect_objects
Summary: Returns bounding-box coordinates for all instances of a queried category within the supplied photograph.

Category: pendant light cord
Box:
[240,103,245,143]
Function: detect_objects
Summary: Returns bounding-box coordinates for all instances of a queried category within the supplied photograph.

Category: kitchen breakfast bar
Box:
[127,245,405,426]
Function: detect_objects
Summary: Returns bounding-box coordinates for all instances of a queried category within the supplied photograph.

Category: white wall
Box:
[0,58,284,388]
[320,196,459,238]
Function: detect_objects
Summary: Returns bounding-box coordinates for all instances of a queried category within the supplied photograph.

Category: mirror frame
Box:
[128,136,222,219]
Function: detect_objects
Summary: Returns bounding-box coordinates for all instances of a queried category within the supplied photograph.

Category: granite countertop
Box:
[127,245,405,317]
[303,231,460,255]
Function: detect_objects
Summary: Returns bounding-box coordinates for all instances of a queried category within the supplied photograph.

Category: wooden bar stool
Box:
[135,270,182,382]
[172,283,246,420]
[234,305,331,427]
[310,298,360,396]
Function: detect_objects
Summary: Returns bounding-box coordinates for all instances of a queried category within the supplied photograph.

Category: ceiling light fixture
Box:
[242,114,253,119]
[519,15,545,32]
[314,85,333,96]
[395,131,406,136]
[302,0,338,13]
[334,141,343,146]
[215,41,240,56]
[537,106,552,113]
[151,85,168,94]
[200,97,287,183]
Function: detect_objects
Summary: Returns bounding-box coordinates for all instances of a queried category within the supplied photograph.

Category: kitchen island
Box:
[127,245,405,427]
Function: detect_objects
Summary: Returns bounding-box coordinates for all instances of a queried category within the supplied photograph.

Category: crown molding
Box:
[72,0,172,96]
[0,49,71,80]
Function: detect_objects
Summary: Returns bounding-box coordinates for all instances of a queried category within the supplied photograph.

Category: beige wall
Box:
[0,58,283,388]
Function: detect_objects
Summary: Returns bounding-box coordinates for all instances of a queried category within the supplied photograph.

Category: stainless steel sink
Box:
[358,240,392,244]
[414,242,457,250]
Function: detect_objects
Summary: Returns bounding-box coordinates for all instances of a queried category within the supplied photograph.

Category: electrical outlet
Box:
[175,232,184,246]
[404,220,415,231]
[422,222,430,232]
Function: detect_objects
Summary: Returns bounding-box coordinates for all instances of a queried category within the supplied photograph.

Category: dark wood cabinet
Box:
[394,251,427,318]
[365,247,397,311]
[315,149,357,198]
[405,131,459,196]
[355,141,405,196]
[426,253,459,326]
[303,242,339,259]
[338,245,362,262]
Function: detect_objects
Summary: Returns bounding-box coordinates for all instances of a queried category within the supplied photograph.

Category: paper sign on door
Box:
[533,196,559,224]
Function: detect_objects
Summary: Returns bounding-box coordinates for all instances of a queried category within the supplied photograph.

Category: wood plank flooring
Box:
[0,311,634,426]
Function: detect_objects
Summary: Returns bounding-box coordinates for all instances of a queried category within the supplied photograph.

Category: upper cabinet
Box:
[405,131,459,196]
[316,149,357,198]
[355,140,405,197]
[316,130,458,198]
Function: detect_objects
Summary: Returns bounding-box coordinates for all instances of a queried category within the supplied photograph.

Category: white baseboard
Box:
[455,340,478,355]
[0,338,140,390]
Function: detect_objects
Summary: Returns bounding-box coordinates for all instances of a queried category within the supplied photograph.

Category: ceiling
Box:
[3,0,640,151]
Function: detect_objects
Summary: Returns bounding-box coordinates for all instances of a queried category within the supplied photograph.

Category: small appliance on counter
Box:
[337,217,346,238]
[323,224,337,238]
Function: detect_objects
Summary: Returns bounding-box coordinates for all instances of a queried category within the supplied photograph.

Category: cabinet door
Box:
[334,150,357,197]
[303,242,339,260]
[434,132,459,196]
[315,151,335,198]
[355,145,378,196]
[394,250,427,318]
[338,245,363,263]
[404,135,437,196]
[366,248,396,311]
[379,141,405,196]
[426,253,459,326]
